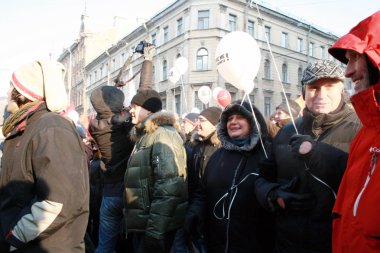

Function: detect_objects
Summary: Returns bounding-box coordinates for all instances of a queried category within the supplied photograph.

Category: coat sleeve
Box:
[6,125,89,249]
[255,156,281,212]
[145,130,187,240]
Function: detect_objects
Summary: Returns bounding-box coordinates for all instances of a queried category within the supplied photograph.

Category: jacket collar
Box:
[351,82,380,127]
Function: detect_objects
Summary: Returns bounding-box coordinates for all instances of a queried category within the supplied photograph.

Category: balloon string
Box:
[241,95,269,159]
[251,2,299,135]
[180,75,188,111]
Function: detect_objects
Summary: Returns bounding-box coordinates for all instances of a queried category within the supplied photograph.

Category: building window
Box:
[264,26,271,42]
[162,60,167,80]
[196,48,208,71]
[247,20,255,37]
[264,59,271,79]
[100,67,103,77]
[229,14,237,32]
[194,91,203,110]
[163,26,169,43]
[281,32,288,48]
[175,93,181,114]
[298,67,303,85]
[94,71,98,81]
[320,46,326,58]
[282,63,289,83]
[309,42,314,57]
[198,10,209,29]
[297,38,303,53]
[151,33,157,46]
[177,18,183,35]
[112,58,116,70]
[160,92,167,110]
[264,96,271,117]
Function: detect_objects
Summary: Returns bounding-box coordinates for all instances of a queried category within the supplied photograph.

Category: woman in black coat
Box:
[184,101,274,253]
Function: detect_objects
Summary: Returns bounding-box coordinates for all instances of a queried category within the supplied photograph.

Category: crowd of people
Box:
[0,10,380,253]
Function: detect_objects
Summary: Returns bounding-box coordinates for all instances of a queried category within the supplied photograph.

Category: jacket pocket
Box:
[141,178,150,211]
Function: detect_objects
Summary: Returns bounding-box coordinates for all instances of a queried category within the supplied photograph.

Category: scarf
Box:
[2,101,44,138]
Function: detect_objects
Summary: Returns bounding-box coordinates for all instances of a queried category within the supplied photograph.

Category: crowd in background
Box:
[0,10,380,253]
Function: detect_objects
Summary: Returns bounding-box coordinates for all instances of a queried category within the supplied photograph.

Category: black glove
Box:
[139,235,165,253]
[289,134,315,159]
[268,177,316,212]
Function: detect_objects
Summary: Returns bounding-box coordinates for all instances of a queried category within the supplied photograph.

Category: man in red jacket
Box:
[328,11,380,253]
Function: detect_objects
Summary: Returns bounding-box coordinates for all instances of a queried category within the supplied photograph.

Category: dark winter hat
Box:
[90,86,124,114]
[276,100,301,118]
[301,59,345,86]
[131,89,162,113]
[183,112,199,124]
[200,106,222,126]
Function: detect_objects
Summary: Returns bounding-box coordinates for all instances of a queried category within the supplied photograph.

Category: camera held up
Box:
[134,41,153,54]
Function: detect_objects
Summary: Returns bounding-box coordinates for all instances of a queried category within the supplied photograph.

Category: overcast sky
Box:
[0,0,378,97]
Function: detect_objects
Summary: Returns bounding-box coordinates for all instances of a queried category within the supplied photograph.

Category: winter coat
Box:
[123,111,188,240]
[89,87,134,188]
[255,103,361,253]
[187,131,220,203]
[0,103,89,253]
[186,102,274,253]
[329,11,380,253]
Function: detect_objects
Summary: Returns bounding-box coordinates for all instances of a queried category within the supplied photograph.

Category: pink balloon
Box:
[217,89,231,108]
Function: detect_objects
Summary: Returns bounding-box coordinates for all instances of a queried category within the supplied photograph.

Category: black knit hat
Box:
[131,89,162,113]
[276,100,301,118]
[301,59,345,86]
[200,106,222,126]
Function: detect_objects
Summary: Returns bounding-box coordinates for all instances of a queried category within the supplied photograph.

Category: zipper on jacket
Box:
[353,147,379,216]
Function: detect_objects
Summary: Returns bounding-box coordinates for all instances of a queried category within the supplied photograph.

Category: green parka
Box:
[124,111,188,240]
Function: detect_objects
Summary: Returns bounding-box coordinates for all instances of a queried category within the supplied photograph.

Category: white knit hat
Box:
[11,60,68,112]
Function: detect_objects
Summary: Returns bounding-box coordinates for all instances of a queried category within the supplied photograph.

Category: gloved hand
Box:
[143,45,156,61]
[139,235,165,253]
[289,134,315,158]
[268,177,316,212]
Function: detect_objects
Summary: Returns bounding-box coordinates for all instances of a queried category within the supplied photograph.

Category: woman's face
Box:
[227,114,251,139]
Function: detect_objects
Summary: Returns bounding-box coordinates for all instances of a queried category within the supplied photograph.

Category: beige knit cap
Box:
[11,60,68,112]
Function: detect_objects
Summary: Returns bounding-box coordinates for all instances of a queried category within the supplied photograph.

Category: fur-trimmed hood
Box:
[217,101,268,152]
[133,110,181,139]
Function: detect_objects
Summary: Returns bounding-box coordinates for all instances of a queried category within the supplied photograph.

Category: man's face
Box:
[129,104,151,124]
[344,50,370,95]
[273,108,290,122]
[196,116,216,138]
[181,119,196,134]
[6,83,19,114]
[305,79,343,115]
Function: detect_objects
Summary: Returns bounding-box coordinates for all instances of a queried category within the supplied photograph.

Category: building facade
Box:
[60,0,341,117]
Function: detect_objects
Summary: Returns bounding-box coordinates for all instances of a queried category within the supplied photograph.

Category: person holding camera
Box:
[255,59,361,253]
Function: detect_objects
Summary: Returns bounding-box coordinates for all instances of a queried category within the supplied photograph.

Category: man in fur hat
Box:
[0,60,89,252]
[123,89,187,253]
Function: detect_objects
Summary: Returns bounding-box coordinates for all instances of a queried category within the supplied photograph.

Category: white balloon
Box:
[198,86,212,105]
[212,87,223,100]
[168,67,181,84]
[174,57,189,75]
[215,31,261,93]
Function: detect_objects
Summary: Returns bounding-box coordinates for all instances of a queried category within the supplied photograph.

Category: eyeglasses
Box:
[196,117,208,123]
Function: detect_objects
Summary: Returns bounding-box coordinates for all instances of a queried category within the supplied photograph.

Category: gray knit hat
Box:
[301,60,345,85]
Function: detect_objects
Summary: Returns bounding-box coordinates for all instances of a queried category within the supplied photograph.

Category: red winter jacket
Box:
[329,11,380,253]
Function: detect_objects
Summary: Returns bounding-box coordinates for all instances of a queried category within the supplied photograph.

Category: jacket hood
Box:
[329,11,380,69]
[217,101,268,152]
[90,86,124,118]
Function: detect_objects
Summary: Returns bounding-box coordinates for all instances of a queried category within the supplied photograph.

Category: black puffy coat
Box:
[185,101,275,253]
[255,103,361,253]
